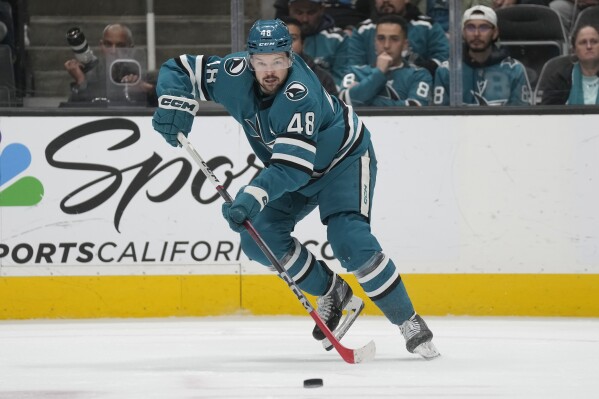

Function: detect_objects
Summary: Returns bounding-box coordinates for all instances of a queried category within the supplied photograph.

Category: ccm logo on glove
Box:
[158,95,199,114]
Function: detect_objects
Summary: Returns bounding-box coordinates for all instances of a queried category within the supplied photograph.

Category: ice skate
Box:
[399,313,440,359]
[312,273,364,351]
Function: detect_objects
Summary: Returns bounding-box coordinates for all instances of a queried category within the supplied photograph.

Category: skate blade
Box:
[413,341,441,360]
[322,296,365,351]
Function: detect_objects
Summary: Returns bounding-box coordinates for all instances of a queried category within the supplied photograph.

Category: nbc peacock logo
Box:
[0,130,44,206]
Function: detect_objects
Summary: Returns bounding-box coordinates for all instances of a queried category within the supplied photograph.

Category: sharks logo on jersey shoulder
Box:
[285,81,308,101]
[224,57,247,76]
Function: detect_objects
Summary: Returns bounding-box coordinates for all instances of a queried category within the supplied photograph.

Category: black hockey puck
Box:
[303,378,323,388]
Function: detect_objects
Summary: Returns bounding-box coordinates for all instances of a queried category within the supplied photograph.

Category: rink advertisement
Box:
[0,116,333,276]
[1,114,599,318]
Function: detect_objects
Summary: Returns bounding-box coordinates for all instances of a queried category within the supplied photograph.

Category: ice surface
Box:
[1,316,598,398]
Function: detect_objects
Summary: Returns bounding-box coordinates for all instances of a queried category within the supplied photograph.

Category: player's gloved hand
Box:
[221,186,269,232]
[152,93,199,147]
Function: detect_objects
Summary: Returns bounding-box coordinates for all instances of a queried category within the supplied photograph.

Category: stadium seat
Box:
[533,54,575,104]
[571,5,599,37]
[496,5,568,90]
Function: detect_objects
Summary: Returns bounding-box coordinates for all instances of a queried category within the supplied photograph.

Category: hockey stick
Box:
[177,132,376,364]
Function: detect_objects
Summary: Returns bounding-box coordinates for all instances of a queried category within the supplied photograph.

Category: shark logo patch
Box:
[285,81,308,101]
[224,57,247,76]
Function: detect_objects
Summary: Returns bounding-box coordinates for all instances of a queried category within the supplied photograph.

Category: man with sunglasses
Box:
[152,19,440,360]
[433,5,532,106]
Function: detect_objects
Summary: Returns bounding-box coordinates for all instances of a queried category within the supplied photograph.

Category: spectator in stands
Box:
[63,23,156,106]
[274,0,372,34]
[433,5,532,105]
[287,0,349,83]
[464,0,551,9]
[0,0,15,54]
[347,0,449,76]
[429,1,550,33]
[281,16,339,96]
[549,0,599,35]
[541,23,599,105]
[339,14,433,106]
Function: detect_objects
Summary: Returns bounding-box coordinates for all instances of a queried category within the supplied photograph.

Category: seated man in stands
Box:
[339,14,433,106]
[433,5,532,105]
[281,16,338,96]
[274,0,372,35]
[347,0,448,76]
[287,0,349,83]
[64,23,156,106]
[541,23,599,105]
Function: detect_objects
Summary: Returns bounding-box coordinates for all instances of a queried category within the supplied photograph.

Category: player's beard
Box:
[258,73,282,95]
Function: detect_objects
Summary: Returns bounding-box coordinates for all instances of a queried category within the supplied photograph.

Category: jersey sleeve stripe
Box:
[178,55,197,98]
[195,55,211,102]
[339,88,352,106]
[275,136,317,153]
[270,155,313,175]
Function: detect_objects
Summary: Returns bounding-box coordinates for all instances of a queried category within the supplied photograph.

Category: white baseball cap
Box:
[462,5,497,28]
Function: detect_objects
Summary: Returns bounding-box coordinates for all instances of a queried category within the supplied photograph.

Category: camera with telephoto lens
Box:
[66,27,98,72]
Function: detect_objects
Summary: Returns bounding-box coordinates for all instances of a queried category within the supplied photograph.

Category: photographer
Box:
[63,23,157,106]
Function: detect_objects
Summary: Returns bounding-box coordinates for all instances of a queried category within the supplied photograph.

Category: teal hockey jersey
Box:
[347,16,449,73]
[433,53,532,106]
[156,53,370,203]
[339,63,433,106]
[302,19,349,84]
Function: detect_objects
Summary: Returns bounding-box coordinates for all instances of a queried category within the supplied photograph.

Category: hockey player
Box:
[433,5,532,106]
[347,0,448,76]
[152,19,439,359]
[339,14,433,106]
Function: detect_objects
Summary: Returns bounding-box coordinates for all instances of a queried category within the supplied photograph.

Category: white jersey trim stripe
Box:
[275,137,316,153]
[364,269,400,298]
[356,254,389,284]
[282,239,302,271]
[319,30,345,42]
[293,251,313,282]
[179,55,197,97]
[360,152,371,217]
[195,55,207,102]
[270,153,314,170]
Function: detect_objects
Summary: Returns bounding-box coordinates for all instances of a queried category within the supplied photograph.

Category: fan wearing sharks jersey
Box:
[152,19,440,359]
[339,14,432,106]
[432,5,532,106]
[347,0,448,76]
[288,0,349,84]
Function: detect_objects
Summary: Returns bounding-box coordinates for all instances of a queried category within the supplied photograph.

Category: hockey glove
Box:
[221,186,269,232]
[152,94,199,147]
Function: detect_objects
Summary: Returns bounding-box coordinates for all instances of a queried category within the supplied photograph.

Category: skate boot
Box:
[312,273,364,351]
[399,313,440,359]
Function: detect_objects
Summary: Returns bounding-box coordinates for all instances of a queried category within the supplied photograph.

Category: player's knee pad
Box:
[326,212,382,271]
[239,221,293,266]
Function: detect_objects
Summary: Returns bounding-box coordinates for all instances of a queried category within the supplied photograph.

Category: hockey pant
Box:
[237,151,415,325]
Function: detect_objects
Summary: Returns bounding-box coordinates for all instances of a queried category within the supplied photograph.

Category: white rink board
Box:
[1,114,598,276]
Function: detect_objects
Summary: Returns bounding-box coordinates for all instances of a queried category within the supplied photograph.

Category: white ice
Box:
[1,316,598,398]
